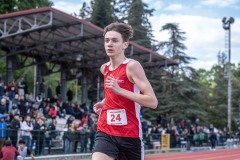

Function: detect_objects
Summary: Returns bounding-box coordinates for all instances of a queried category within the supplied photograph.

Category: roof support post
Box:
[35,59,43,97]
[97,75,100,102]
[60,65,67,102]
[81,69,88,104]
[164,60,168,69]
[96,74,104,102]
[149,52,152,62]
[80,23,84,37]
[6,54,13,85]
[130,45,133,56]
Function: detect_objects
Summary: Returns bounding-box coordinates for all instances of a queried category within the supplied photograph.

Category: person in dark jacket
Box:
[209,129,217,150]
[44,118,56,154]
[47,86,53,99]
[0,82,5,99]
[66,89,73,102]
[0,99,7,114]
[33,116,46,156]
[9,113,20,148]
[8,87,15,113]
[55,82,61,98]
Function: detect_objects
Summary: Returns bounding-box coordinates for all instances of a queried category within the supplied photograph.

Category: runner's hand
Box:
[94,101,104,115]
[106,74,121,94]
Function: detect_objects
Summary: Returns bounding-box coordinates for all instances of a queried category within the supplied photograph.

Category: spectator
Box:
[81,113,88,126]
[57,105,66,119]
[195,118,201,127]
[12,94,19,115]
[55,82,61,98]
[88,101,94,113]
[89,115,97,151]
[1,140,19,160]
[48,105,57,119]
[20,115,33,151]
[23,78,28,95]
[73,120,81,153]
[71,103,83,119]
[209,129,217,150]
[47,86,52,99]
[8,87,15,113]
[65,116,75,128]
[80,103,88,113]
[28,93,35,104]
[8,79,17,92]
[79,122,89,152]
[0,82,5,99]
[9,113,21,148]
[19,102,30,118]
[44,118,56,155]
[17,139,35,160]
[66,89,73,102]
[35,94,43,109]
[43,104,50,119]
[32,116,46,156]
[0,114,7,153]
[63,122,75,154]
[161,115,168,128]
[39,79,45,99]
[0,98,7,114]
[18,77,26,96]
[142,120,148,139]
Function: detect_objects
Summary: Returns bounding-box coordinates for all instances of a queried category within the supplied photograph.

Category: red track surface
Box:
[145,148,240,160]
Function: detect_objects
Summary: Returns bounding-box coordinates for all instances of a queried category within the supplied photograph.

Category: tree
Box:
[90,0,114,28]
[16,0,53,11]
[127,0,153,48]
[77,2,92,20]
[194,52,240,130]
[77,0,154,48]
[0,0,16,14]
[150,23,205,122]
[0,0,53,14]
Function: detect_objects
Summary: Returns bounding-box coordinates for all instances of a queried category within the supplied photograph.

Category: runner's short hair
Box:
[103,22,133,42]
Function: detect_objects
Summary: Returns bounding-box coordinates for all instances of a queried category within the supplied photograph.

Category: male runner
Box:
[92,22,158,160]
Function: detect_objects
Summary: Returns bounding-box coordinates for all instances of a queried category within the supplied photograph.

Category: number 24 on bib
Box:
[107,109,128,125]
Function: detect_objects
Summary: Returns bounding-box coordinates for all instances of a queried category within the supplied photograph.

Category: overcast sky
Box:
[51,0,240,70]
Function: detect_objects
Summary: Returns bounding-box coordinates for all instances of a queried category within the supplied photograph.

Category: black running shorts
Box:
[92,131,144,160]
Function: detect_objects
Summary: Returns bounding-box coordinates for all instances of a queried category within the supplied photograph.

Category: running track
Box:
[145,148,240,160]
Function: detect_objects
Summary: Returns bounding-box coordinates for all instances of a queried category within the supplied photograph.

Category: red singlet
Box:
[97,59,142,138]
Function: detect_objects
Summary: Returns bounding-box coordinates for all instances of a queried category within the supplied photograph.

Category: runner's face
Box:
[104,31,128,57]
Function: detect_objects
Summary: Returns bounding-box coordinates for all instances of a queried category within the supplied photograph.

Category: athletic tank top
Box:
[97,59,142,138]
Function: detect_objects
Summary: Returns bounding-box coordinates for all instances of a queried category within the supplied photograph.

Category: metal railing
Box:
[0,128,239,157]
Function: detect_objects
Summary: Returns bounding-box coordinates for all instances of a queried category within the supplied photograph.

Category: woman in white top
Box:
[20,115,33,151]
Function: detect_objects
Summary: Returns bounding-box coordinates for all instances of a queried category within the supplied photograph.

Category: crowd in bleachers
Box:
[143,116,240,150]
[0,76,98,157]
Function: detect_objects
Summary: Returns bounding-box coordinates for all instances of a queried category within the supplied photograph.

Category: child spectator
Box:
[17,139,34,160]
[1,140,19,160]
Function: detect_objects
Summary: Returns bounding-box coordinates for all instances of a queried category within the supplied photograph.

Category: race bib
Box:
[107,109,127,125]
